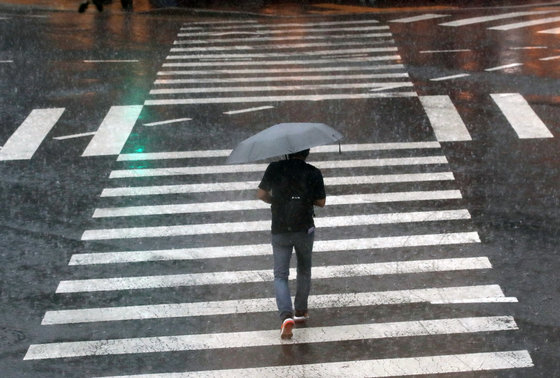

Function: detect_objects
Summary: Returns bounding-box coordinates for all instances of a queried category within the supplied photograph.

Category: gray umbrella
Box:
[226,122,343,164]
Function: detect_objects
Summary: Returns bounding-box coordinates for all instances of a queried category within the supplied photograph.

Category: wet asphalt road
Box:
[0,1,559,377]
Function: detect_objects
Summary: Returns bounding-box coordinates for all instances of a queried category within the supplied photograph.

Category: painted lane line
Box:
[101,172,454,197]
[180,25,390,37]
[84,60,140,63]
[52,131,96,140]
[96,351,533,377]
[81,209,470,240]
[189,19,257,25]
[92,190,463,218]
[491,93,553,139]
[169,40,394,52]
[70,231,479,265]
[116,141,441,161]
[0,108,65,161]
[109,156,448,178]
[419,96,472,142]
[390,13,449,23]
[485,63,523,71]
[540,55,560,61]
[82,106,143,157]
[59,257,487,293]
[161,55,403,68]
[224,106,274,115]
[144,92,417,106]
[157,64,405,75]
[539,27,560,34]
[150,82,413,95]
[155,73,410,85]
[439,10,557,27]
[181,19,381,31]
[143,118,191,126]
[430,73,471,81]
[173,32,394,44]
[420,49,471,53]
[43,285,510,324]
[24,316,516,360]
[0,60,14,63]
[166,47,398,60]
[489,15,560,31]
[509,46,548,50]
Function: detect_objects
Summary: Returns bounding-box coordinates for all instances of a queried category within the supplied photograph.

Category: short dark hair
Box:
[288,149,310,159]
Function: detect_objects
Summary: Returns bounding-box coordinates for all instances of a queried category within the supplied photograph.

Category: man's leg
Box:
[293,230,314,317]
[272,233,294,320]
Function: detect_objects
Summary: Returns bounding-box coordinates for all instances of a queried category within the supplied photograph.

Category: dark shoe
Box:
[294,310,309,323]
[92,0,103,11]
[280,318,295,339]
[78,1,89,12]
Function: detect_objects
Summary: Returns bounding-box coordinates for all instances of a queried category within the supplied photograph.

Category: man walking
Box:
[257,149,326,339]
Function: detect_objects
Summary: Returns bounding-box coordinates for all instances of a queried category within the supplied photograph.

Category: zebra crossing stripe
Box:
[539,27,560,34]
[420,96,472,142]
[82,106,144,157]
[81,209,471,240]
[390,14,449,23]
[23,316,516,360]
[116,142,441,161]
[94,351,533,377]
[179,25,390,37]
[42,285,513,324]
[491,93,553,138]
[70,231,480,265]
[439,10,556,27]
[0,108,65,161]
[170,40,394,52]
[173,32,393,44]
[56,257,488,293]
[92,190,463,218]
[109,156,448,178]
[180,19,382,31]
[162,55,402,67]
[488,15,560,31]
[166,47,398,60]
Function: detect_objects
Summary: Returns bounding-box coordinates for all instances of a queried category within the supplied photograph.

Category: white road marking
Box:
[52,131,96,140]
[92,190,462,218]
[95,351,533,377]
[162,55,402,67]
[42,285,510,324]
[116,141,440,161]
[0,108,65,161]
[144,92,417,106]
[173,32,393,44]
[81,209,470,240]
[485,63,524,71]
[157,64,404,75]
[0,60,14,63]
[82,106,143,157]
[180,25,390,37]
[224,106,274,115]
[419,96,472,142]
[101,172,454,197]
[439,10,556,27]
[169,40,394,52]
[109,156,448,178]
[180,19,381,31]
[538,27,560,34]
[155,73,410,85]
[166,47,398,60]
[540,55,560,61]
[390,14,449,23]
[509,46,548,50]
[489,15,560,31]
[420,49,471,53]
[143,118,192,126]
[24,316,516,359]
[491,93,553,138]
[150,82,413,95]
[69,231,479,265]
[430,73,471,81]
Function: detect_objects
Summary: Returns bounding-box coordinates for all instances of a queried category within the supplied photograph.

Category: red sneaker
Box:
[280,318,295,339]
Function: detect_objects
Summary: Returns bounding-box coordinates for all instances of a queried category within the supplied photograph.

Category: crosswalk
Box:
[24,141,533,376]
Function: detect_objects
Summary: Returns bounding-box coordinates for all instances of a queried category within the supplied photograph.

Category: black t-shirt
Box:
[259,159,325,234]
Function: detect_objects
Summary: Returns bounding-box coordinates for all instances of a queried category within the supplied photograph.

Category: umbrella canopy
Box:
[226,123,343,164]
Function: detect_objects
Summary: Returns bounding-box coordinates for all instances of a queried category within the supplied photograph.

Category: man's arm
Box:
[314,198,326,208]
[257,188,272,204]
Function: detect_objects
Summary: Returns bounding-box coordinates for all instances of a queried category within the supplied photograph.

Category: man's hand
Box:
[314,198,326,208]
[257,188,272,204]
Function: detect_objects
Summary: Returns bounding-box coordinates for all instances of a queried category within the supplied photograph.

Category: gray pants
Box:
[272,231,314,320]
